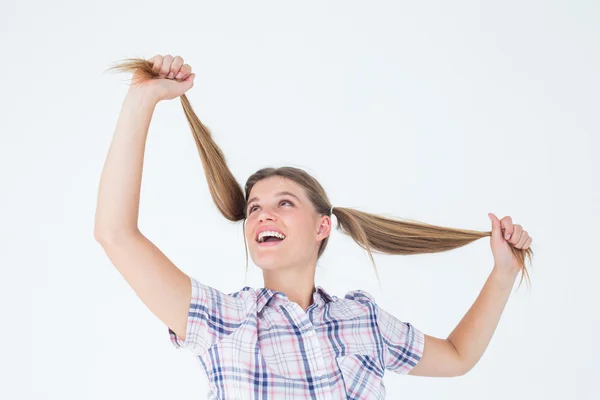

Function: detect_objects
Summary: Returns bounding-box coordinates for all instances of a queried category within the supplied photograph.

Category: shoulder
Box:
[342,289,378,304]
[334,289,379,316]
[188,276,258,312]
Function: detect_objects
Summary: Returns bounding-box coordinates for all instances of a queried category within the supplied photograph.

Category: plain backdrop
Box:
[1,1,598,399]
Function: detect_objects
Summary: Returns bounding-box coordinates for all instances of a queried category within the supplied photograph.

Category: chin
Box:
[256,263,280,271]
[249,241,286,270]
[254,257,287,271]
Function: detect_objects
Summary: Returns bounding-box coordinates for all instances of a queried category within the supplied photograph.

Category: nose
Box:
[257,206,277,222]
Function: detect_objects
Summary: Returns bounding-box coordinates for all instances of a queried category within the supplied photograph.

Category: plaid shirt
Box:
[169,276,424,399]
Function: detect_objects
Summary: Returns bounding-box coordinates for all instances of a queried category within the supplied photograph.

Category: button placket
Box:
[301,327,326,378]
[286,302,327,380]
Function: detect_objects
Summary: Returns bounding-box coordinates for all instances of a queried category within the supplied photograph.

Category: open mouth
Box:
[256,231,286,247]
[258,237,285,247]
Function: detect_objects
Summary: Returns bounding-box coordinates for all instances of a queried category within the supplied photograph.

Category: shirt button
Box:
[316,370,324,377]
[305,330,314,337]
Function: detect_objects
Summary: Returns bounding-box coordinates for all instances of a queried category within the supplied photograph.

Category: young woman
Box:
[95,54,534,399]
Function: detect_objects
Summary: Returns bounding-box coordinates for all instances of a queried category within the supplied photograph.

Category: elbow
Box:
[456,360,476,377]
[94,227,139,245]
[94,228,107,244]
[446,339,476,377]
[94,227,115,244]
[94,227,106,242]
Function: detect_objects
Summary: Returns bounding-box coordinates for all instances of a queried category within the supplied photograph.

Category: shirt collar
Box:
[256,285,335,313]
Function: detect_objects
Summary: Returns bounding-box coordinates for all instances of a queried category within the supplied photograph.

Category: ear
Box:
[317,215,332,238]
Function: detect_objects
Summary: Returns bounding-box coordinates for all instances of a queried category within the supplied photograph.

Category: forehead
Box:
[248,176,304,201]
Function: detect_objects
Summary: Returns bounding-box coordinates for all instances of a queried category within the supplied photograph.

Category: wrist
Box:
[491,265,520,286]
[126,86,159,108]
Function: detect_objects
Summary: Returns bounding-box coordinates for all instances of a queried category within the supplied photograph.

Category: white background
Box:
[1,1,598,399]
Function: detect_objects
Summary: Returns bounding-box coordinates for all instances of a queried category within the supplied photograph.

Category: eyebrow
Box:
[247,191,301,208]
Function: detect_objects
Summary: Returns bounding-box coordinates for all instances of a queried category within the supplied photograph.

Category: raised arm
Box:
[94,55,196,340]
[409,266,519,377]
[409,213,532,377]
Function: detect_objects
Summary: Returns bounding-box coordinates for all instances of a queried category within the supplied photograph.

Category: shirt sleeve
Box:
[376,305,425,375]
[168,276,247,356]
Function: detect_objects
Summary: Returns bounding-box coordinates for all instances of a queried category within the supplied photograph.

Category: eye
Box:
[248,199,293,214]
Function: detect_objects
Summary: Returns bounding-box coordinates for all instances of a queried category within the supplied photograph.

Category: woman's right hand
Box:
[130,54,196,103]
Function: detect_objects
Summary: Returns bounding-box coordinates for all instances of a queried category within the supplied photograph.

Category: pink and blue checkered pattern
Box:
[168,276,424,399]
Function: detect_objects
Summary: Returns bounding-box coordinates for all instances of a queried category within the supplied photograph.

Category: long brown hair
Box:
[107,57,534,290]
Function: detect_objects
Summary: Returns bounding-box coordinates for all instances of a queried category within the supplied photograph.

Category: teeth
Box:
[258,231,286,242]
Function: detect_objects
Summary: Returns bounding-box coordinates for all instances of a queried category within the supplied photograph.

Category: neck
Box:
[263,263,317,311]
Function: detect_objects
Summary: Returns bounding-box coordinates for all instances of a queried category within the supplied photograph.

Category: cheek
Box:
[244,221,254,242]
[290,222,314,243]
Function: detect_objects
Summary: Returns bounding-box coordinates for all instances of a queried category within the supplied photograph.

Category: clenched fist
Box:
[129,54,196,103]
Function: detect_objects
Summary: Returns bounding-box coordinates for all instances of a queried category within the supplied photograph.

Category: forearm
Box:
[94,88,158,239]
[447,266,519,372]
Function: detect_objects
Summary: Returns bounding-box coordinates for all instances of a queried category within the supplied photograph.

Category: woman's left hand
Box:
[487,213,533,273]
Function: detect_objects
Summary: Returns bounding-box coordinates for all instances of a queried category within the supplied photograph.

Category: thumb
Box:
[172,73,195,91]
[182,73,195,87]
[488,212,502,238]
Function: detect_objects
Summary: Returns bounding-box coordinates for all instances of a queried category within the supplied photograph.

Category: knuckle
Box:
[160,63,171,74]
[151,55,162,69]
[179,64,191,78]
[172,58,184,73]
[161,55,173,69]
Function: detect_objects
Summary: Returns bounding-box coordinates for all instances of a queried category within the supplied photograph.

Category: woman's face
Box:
[244,176,330,271]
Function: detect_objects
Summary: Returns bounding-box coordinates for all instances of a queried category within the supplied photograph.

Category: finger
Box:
[509,225,523,245]
[500,216,514,241]
[169,56,184,79]
[160,54,174,78]
[149,54,163,75]
[522,236,532,249]
[184,73,195,86]
[515,230,529,248]
[177,64,192,80]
